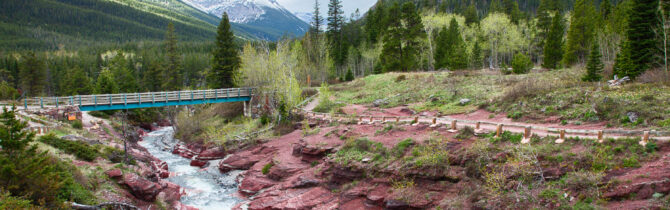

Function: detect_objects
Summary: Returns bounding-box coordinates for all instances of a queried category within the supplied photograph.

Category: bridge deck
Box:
[24,88,253,111]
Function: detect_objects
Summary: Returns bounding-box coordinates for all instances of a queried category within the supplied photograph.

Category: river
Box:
[139,127,245,210]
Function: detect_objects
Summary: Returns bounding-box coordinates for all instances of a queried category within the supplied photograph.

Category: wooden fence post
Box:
[639,131,650,146]
[448,120,458,132]
[597,130,604,143]
[521,126,531,144]
[495,124,503,138]
[555,129,566,144]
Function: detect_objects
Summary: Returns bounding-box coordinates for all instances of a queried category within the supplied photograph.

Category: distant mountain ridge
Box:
[181,0,310,39]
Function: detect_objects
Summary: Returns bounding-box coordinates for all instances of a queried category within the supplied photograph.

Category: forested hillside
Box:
[0,0,296,50]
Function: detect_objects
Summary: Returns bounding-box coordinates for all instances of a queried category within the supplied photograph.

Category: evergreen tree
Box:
[0,107,34,157]
[489,0,503,14]
[108,53,137,93]
[380,3,404,72]
[537,0,555,47]
[327,0,346,66]
[583,41,604,81]
[543,13,565,69]
[464,4,479,26]
[563,0,596,65]
[208,13,240,88]
[613,41,635,77]
[143,61,164,91]
[503,0,522,24]
[614,0,659,78]
[164,22,182,91]
[380,2,426,72]
[60,67,92,96]
[310,0,323,36]
[600,0,612,19]
[345,68,354,81]
[18,52,46,96]
[471,40,483,69]
[95,68,118,94]
[435,18,467,70]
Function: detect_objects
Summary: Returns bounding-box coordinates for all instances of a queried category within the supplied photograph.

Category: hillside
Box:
[0,0,292,50]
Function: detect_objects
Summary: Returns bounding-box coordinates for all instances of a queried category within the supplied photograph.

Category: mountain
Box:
[181,0,310,40]
[293,12,313,25]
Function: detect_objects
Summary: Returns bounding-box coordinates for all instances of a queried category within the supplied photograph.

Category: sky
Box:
[277,0,377,16]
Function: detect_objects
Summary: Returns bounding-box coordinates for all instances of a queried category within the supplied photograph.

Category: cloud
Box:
[277,0,376,16]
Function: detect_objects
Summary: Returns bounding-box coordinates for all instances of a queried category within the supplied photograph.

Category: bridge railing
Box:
[23,88,254,109]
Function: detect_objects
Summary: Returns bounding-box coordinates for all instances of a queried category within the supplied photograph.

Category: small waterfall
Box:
[139,127,245,210]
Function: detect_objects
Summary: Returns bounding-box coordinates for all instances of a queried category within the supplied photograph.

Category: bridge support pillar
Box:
[243,101,249,117]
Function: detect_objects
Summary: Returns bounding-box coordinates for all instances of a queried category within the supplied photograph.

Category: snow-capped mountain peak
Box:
[181,0,290,23]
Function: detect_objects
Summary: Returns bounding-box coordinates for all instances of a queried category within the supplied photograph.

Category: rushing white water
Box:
[139,127,244,210]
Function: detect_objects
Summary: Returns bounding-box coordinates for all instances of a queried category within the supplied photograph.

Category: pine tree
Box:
[502,0,521,24]
[615,0,659,78]
[310,0,323,37]
[327,0,346,66]
[537,0,555,47]
[208,13,240,88]
[543,13,565,69]
[108,52,137,93]
[563,0,596,65]
[600,0,612,19]
[435,18,467,70]
[471,40,483,69]
[434,26,450,69]
[380,3,404,72]
[95,68,118,94]
[143,61,164,91]
[379,2,426,72]
[345,68,354,81]
[164,22,182,91]
[583,41,604,81]
[60,67,92,95]
[464,4,479,26]
[18,52,46,96]
[0,107,34,157]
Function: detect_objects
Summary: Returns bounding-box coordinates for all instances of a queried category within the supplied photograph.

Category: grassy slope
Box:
[331,69,670,130]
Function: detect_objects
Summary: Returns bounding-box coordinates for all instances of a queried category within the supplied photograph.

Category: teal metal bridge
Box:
[23,88,254,111]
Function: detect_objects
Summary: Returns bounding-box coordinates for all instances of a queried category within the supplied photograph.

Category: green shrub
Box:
[262,162,274,175]
[491,131,523,144]
[0,190,34,209]
[507,111,523,120]
[39,134,99,161]
[71,120,83,129]
[512,53,533,74]
[455,126,475,139]
[345,68,354,81]
[392,138,414,157]
[102,147,126,163]
[646,142,658,152]
[622,156,640,168]
[313,83,339,113]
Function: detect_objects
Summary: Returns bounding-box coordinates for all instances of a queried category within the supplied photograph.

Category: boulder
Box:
[290,175,320,189]
[239,175,275,196]
[105,168,123,179]
[218,155,260,173]
[459,98,471,105]
[267,164,305,181]
[122,173,162,201]
[372,99,389,107]
[196,147,227,160]
[190,159,209,168]
[627,112,639,123]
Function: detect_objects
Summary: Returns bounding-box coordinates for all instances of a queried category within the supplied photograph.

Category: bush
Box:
[262,162,274,175]
[102,146,127,163]
[455,126,475,139]
[0,190,34,209]
[512,53,533,74]
[71,120,83,129]
[313,83,339,113]
[392,138,414,157]
[345,68,354,81]
[39,134,99,161]
[395,74,406,82]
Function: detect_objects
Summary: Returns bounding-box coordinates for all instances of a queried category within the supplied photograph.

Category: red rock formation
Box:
[121,173,162,201]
